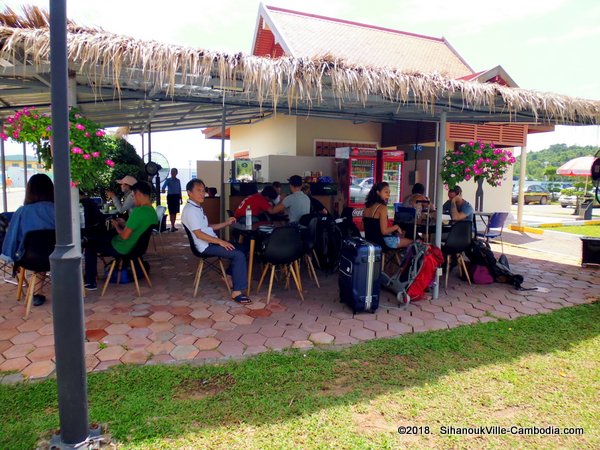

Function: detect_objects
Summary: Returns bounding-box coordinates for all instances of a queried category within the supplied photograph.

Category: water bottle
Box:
[245,205,252,228]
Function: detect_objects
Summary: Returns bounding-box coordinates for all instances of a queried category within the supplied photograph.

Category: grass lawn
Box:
[1,302,599,449]
[549,225,600,237]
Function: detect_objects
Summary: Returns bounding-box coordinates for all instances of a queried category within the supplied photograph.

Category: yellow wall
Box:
[230,115,297,158]
[296,117,380,156]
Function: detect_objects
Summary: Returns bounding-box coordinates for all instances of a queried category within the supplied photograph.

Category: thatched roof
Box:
[0,6,599,132]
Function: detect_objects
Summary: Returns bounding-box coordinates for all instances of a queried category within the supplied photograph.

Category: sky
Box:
[2,0,600,168]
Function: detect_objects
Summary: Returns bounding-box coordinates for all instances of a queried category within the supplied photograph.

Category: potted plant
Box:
[441,140,516,210]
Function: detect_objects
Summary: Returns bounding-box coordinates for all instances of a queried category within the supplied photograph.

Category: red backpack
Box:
[407,245,444,301]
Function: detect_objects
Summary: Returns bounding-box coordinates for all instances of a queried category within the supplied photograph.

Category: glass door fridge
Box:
[379,150,405,215]
[348,149,378,207]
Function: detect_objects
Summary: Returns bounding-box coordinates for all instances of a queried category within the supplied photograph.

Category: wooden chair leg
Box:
[130,260,141,296]
[16,267,26,301]
[101,260,116,296]
[256,263,270,294]
[137,257,152,287]
[459,254,471,286]
[306,256,320,288]
[294,260,303,292]
[266,264,276,304]
[218,260,231,294]
[288,263,305,301]
[24,272,37,319]
[193,260,204,297]
[312,249,321,269]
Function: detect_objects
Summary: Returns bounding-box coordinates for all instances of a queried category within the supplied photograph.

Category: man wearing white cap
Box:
[107,175,137,214]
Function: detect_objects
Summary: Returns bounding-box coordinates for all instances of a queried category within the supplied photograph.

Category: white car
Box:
[559,194,577,208]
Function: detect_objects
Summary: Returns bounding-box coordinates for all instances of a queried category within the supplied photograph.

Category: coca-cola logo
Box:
[352,208,364,217]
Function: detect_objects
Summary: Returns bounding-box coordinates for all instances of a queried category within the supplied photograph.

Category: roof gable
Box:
[252,4,474,78]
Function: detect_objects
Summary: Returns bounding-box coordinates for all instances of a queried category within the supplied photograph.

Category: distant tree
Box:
[513,144,599,181]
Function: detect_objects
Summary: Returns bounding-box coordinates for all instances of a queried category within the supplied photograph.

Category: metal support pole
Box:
[48,0,92,446]
[517,146,527,227]
[0,122,7,213]
[220,103,226,223]
[433,113,446,300]
[22,142,28,186]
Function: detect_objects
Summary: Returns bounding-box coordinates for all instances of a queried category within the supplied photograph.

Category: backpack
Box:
[314,216,343,273]
[406,245,444,300]
[466,238,524,289]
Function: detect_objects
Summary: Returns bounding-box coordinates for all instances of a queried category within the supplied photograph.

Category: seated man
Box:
[270,175,310,223]
[84,181,157,290]
[301,184,328,215]
[447,185,474,222]
[234,186,278,220]
[182,178,252,305]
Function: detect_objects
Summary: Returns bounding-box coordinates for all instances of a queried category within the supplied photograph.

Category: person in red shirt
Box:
[234,185,278,220]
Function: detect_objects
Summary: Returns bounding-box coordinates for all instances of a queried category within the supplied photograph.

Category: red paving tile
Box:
[1,230,597,380]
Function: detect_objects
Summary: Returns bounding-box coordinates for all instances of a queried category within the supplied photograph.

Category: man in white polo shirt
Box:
[181,178,251,304]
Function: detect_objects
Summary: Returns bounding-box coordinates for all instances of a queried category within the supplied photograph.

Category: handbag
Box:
[471,264,494,285]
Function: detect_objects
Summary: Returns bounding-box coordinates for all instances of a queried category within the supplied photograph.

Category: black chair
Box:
[298,213,320,287]
[101,226,154,297]
[441,220,473,289]
[256,226,305,304]
[363,217,403,271]
[13,229,55,318]
[183,225,231,297]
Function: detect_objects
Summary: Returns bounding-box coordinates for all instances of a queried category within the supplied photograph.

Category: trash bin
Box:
[581,237,600,267]
[579,199,593,220]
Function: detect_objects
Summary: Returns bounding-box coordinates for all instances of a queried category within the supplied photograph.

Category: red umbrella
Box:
[556,155,595,193]
[556,156,595,176]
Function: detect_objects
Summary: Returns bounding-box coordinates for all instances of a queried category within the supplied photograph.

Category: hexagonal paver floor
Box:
[0,228,597,380]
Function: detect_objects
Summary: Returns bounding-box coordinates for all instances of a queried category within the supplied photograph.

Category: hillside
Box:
[514,144,599,180]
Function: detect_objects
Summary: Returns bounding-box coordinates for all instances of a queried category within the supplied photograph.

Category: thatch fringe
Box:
[0,6,598,125]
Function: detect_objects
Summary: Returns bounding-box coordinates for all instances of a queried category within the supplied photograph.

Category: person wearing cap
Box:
[301,183,328,215]
[271,175,310,223]
[107,175,137,214]
[161,168,183,232]
[233,185,279,220]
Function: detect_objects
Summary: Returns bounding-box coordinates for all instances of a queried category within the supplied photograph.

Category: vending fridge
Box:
[335,147,379,230]
[378,150,405,215]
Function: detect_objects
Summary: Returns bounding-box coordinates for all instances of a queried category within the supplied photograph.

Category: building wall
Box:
[296,117,381,156]
[230,115,297,158]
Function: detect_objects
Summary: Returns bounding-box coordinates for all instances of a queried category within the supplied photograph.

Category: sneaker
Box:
[84,282,97,291]
[32,294,46,306]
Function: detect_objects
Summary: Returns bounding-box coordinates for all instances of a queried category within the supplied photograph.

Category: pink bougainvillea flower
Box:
[0,133,7,141]
[92,151,100,158]
[75,123,86,131]
[85,132,91,138]
[95,130,106,137]
[82,154,91,160]
[105,159,115,167]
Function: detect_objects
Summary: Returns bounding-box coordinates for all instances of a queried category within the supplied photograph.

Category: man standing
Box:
[181,178,251,304]
[271,175,310,223]
[162,168,182,232]
[84,181,157,290]
[107,175,137,214]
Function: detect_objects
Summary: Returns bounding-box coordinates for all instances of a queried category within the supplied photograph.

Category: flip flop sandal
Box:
[232,294,252,304]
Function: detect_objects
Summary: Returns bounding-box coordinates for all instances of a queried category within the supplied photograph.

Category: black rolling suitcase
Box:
[338,237,382,313]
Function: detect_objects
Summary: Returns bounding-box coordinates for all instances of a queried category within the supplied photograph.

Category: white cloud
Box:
[527,25,600,45]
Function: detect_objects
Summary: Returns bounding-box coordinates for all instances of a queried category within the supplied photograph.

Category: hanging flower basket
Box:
[1,107,114,192]
[441,140,516,189]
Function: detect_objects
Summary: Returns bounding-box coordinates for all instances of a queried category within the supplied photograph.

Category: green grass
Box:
[1,302,599,449]
[550,225,600,237]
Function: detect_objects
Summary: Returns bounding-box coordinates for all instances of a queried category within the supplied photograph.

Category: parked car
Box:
[511,184,550,204]
[559,194,578,208]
